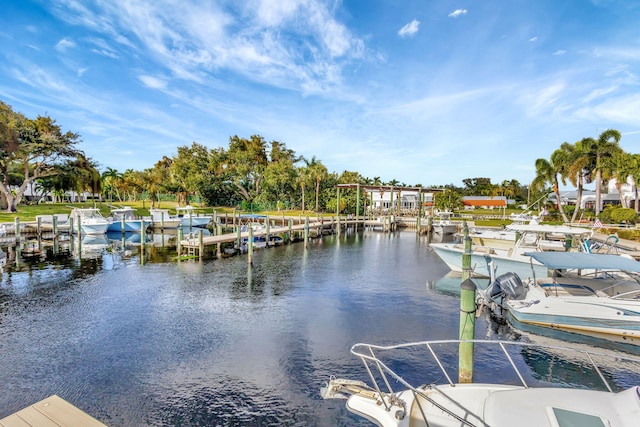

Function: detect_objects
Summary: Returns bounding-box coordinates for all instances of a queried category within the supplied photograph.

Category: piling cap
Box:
[460,278,477,291]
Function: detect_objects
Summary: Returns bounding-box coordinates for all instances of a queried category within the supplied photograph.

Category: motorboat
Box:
[148,208,182,229]
[479,251,640,342]
[430,224,593,279]
[148,206,213,229]
[321,339,640,427]
[69,208,111,235]
[175,205,213,228]
[432,211,457,235]
[107,206,151,232]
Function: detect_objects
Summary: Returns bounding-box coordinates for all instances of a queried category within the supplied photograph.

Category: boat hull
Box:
[430,243,547,279]
[179,216,212,228]
[107,219,151,233]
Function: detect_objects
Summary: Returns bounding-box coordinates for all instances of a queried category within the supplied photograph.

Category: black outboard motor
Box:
[484,272,526,304]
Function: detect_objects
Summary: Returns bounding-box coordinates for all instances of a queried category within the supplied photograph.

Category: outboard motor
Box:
[484,272,526,303]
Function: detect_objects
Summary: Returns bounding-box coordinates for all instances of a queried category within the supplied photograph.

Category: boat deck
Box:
[0,395,106,427]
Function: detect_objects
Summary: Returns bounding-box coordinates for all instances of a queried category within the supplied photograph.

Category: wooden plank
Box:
[0,395,107,427]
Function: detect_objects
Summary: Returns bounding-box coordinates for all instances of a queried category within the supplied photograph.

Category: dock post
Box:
[177,227,183,257]
[161,211,165,229]
[288,219,293,243]
[459,221,477,383]
[426,216,433,241]
[53,215,58,235]
[266,215,271,246]
[199,230,204,260]
[336,187,341,236]
[355,183,360,232]
[121,216,126,234]
[236,226,242,249]
[304,217,309,248]
[69,217,74,236]
[14,217,20,239]
[140,222,146,264]
[248,227,253,265]
[37,216,42,235]
[77,217,82,236]
[417,191,423,235]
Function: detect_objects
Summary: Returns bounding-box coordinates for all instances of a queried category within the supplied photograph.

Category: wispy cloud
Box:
[138,75,168,90]
[55,38,76,51]
[553,50,566,56]
[448,9,468,18]
[398,20,420,38]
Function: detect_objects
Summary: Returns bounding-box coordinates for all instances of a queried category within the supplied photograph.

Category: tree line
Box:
[1,99,637,217]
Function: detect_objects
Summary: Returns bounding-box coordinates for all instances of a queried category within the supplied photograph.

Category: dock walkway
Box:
[0,395,106,427]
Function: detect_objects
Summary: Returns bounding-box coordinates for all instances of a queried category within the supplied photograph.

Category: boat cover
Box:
[524,252,640,272]
[508,224,592,235]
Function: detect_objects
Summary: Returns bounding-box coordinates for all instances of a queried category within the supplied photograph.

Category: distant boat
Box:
[107,206,151,233]
[149,206,212,229]
[69,208,111,235]
[432,211,457,235]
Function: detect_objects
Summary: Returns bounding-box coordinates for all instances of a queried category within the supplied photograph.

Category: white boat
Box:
[69,208,111,235]
[175,205,213,228]
[430,224,593,278]
[148,208,182,229]
[321,339,640,427]
[149,206,212,229]
[480,251,640,342]
[431,211,457,235]
[107,206,151,232]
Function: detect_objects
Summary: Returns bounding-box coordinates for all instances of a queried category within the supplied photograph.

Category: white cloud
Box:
[138,75,168,90]
[448,9,468,18]
[553,50,566,56]
[398,20,420,38]
[55,37,76,51]
[529,37,538,42]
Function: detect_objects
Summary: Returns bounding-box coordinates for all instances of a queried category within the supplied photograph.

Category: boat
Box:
[148,208,183,229]
[175,205,213,228]
[107,206,151,232]
[321,339,640,427]
[479,251,640,342]
[69,208,111,235]
[149,206,212,228]
[431,211,458,235]
[430,224,593,278]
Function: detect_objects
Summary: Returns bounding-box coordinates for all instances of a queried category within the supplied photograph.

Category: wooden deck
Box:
[0,395,106,427]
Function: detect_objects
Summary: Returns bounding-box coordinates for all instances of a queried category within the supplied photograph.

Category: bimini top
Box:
[525,251,640,273]
[508,224,592,235]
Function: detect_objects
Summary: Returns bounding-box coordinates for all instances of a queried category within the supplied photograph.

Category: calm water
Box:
[0,229,638,426]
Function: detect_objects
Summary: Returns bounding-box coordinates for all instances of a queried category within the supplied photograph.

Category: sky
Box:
[1,0,640,188]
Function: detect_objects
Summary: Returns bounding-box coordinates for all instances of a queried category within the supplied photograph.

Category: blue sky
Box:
[1,0,640,188]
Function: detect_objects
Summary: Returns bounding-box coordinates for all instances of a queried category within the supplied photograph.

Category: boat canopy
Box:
[508,224,592,235]
[525,252,640,273]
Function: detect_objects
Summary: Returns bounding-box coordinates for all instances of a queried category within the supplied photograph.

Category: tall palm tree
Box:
[305,156,328,212]
[531,153,570,223]
[295,163,311,212]
[612,151,640,210]
[563,140,591,223]
[584,129,622,216]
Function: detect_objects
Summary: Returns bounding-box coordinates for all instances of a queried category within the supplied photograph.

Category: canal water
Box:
[0,229,638,426]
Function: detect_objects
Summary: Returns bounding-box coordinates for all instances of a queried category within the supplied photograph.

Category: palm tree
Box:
[612,151,640,210]
[295,163,311,212]
[562,140,591,223]
[584,129,622,216]
[531,152,570,223]
[305,156,328,212]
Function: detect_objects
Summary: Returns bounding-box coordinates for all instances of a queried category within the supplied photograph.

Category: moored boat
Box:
[107,206,151,232]
[479,251,640,342]
[322,339,640,427]
[69,208,111,235]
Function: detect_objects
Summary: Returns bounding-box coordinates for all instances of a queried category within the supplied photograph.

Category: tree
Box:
[225,135,269,202]
[306,156,328,212]
[584,129,622,216]
[169,142,210,205]
[531,152,569,223]
[0,101,81,211]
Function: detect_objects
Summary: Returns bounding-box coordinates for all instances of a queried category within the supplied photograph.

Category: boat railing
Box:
[349,339,640,396]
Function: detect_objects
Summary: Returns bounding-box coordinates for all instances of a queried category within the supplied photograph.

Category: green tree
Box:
[306,156,328,212]
[0,101,82,211]
[584,129,622,216]
[531,151,569,223]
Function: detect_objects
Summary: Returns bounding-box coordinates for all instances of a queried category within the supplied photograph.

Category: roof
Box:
[525,252,640,272]
[462,199,507,207]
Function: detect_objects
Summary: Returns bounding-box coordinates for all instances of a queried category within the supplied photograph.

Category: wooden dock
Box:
[0,395,106,427]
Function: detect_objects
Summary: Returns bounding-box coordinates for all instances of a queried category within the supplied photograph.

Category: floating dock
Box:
[0,395,106,427]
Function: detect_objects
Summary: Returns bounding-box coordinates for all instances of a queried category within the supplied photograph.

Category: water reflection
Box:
[0,230,638,426]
